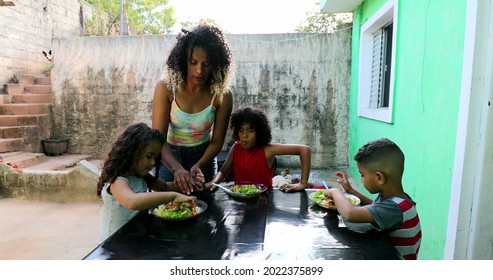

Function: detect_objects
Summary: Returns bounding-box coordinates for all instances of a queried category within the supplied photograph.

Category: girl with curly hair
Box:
[152,23,233,195]
[205,107,312,192]
[97,122,195,243]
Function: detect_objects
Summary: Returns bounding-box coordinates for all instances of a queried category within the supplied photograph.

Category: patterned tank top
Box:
[167,91,216,147]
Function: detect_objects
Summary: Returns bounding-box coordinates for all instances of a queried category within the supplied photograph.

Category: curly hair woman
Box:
[151,23,234,195]
[205,107,312,192]
[97,122,195,243]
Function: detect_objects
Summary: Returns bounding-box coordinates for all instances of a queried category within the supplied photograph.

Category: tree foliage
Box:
[85,0,176,35]
[295,10,352,33]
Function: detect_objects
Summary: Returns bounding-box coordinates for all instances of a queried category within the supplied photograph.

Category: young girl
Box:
[205,107,311,192]
[97,122,195,243]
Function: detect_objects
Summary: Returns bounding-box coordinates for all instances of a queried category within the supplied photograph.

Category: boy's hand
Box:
[335,172,353,193]
[324,188,342,199]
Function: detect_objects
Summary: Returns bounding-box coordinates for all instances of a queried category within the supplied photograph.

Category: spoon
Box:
[322,180,329,190]
[211,183,231,193]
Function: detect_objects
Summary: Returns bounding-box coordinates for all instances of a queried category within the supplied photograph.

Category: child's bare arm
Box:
[325,188,374,223]
[205,146,235,191]
[268,144,311,192]
[111,178,195,210]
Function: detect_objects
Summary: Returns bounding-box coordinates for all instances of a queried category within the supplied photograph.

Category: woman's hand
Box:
[174,169,194,195]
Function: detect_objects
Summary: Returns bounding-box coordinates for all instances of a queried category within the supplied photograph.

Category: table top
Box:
[84,189,399,260]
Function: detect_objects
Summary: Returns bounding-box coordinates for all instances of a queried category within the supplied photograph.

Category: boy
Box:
[325,138,421,260]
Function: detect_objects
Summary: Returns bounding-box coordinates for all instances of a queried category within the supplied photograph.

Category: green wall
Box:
[348,0,466,259]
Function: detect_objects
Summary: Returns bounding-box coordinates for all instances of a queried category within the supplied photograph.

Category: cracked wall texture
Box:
[51,32,351,169]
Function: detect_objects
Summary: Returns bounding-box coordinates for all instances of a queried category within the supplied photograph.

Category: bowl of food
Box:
[150,200,207,221]
[308,189,360,210]
[215,182,267,198]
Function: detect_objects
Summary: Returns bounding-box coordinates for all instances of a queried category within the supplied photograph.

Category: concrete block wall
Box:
[0,0,81,84]
[50,31,352,169]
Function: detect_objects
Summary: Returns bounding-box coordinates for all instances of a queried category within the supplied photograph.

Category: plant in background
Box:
[43,63,53,76]
[85,0,176,35]
[295,10,353,33]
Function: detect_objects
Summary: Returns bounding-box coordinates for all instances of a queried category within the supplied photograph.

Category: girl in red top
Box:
[206,107,311,192]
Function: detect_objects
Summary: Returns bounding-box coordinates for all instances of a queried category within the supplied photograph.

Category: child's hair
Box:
[354,138,405,178]
[97,122,166,197]
[165,23,233,99]
[230,107,272,147]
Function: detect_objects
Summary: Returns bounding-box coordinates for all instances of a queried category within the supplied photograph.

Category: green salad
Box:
[312,190,326,203]
[153,202,196,219]
[311,189,358,205]
[231,184,260,195]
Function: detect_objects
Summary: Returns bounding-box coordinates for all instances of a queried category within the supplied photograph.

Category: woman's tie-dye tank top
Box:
[167,91,216,147]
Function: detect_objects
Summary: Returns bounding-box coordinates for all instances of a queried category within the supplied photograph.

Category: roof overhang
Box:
[320,0,363,13]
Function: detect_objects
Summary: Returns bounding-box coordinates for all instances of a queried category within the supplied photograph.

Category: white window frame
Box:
[358,0,398,123]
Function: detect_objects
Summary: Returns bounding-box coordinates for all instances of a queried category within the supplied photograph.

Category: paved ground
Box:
[0,198,101,260]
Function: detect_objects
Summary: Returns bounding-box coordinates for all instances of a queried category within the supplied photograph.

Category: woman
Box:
[152,23,233,195]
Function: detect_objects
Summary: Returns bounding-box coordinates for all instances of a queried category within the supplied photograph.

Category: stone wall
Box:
[51,31,351,169]
[0,0,81,84]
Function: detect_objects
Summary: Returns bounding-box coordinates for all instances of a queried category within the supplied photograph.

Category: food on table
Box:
[153,200,197,219]
[230,184,261,195]
[311,189,358,208]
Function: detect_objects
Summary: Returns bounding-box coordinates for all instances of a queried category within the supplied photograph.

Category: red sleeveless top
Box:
[232,141,274,188]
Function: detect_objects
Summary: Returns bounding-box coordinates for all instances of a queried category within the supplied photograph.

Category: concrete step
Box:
[87,159,104,172]
[0,125,38,138]
[11,94,53,104]
[18,74,36,85]
[0,138,24,153]
[23,154,93,172]
[0,151,47,168]
[0,151,93,171]
[0,94,11,105]
[0,114,51,126]
[2,84,24,95]
[0,103,51,115]
[24,85,51,95]
[35,76,51,85]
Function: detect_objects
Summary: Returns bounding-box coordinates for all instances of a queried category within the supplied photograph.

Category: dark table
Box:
[83,189,399,260]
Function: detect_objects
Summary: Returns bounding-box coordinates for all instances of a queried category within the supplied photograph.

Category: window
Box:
[358,0,397,123]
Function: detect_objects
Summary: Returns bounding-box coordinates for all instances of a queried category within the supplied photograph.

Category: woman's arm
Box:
[205,145,235,190]
[191,91,233,176]
[151,80,193,194]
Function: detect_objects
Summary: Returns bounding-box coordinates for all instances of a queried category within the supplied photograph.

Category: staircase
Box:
[0,74,100,202]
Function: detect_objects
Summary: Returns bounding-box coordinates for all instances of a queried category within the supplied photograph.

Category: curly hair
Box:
[97,123,166,197]
[165,23,233,101]
[230,107,272,147]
